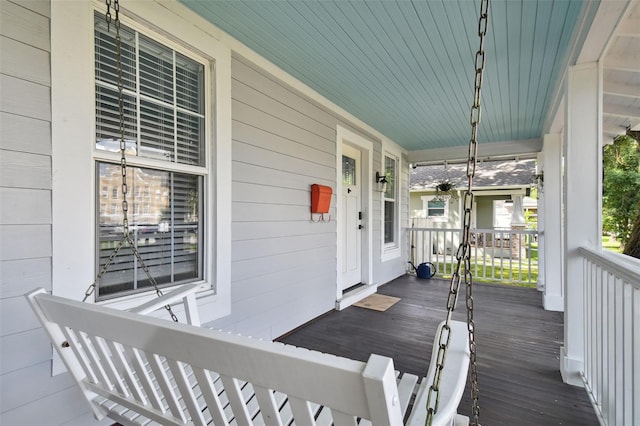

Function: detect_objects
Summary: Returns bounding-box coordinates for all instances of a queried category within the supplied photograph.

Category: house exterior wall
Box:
[0,1,407,423]
[0,1,105,424]
[207,55,407,339]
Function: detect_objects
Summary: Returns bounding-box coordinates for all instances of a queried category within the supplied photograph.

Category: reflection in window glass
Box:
[384,155,397,245]
[343,155,356,185]
[428,200,446,217]
[97,162,202,299]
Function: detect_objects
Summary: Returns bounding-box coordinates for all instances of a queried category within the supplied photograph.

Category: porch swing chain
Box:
[82,0,178,323]
[424,0,488,425]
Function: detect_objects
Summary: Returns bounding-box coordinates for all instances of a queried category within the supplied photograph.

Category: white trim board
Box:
[50,0,232,322]
[335,125,374,303]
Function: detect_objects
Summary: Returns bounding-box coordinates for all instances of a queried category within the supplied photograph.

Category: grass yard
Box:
[430,261,538,288]
[603,235,622,253]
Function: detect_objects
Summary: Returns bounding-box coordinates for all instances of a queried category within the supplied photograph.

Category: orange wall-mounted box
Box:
[311,184,332,214]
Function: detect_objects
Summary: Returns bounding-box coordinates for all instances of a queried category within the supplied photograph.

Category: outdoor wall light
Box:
[375,171,388,192]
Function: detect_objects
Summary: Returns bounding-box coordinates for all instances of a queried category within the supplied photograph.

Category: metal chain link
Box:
[425,0,488,425]
[83,0,178,323]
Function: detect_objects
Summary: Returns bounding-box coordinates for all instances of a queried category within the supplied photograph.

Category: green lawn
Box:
[603,235,622,253]
[430,261,538,288]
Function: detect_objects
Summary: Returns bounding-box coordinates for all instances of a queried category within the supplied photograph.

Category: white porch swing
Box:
[26,0,489,425]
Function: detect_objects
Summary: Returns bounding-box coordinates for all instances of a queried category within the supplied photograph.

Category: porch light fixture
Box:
[375,171,388,192]
[533,172,544,191]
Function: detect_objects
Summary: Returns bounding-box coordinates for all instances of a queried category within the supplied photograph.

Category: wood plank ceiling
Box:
[178,0,636,152]
[602,0,640,143]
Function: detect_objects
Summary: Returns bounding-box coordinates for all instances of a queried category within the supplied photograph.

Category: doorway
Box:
[336,126,373,307]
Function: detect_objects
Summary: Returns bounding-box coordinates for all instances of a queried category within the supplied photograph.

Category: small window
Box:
[427,200,446,217]
[383,155,397,245]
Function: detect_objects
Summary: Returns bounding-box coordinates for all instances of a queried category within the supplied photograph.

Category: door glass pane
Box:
[343,155,356,185]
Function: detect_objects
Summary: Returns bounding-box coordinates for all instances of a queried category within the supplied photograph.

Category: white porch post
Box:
[542,133,564,311]
[535,151,545,292]
[561,62,602,386]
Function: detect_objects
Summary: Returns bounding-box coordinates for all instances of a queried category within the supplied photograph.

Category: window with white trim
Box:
[423,196,450,220]
[94,13,206,300]
[383,154,398,246]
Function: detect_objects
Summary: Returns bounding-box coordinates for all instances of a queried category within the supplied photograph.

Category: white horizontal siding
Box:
[0,112,51,155]
[0,224,51,261]
[0,0,50,51]
[232,245,335,283]
[0,2,96,425]
[0,296,41,336]
[0,188,51,224]
[209,54,408,340]
[0,328,52,375]
[0,74,51,121]
[0,386,102,426]
[0,257,51,298]
[1,361,74,413]
[0,150,51,189]
[0,35,50,85]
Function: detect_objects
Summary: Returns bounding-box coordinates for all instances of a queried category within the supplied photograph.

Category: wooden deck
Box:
[278,275,598,426]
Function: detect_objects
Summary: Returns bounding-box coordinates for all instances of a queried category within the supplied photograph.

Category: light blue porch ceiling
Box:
[179,0,592,152]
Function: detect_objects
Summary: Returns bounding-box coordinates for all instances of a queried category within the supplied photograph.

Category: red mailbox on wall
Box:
[311,184,332,213]
[311,184,332,222]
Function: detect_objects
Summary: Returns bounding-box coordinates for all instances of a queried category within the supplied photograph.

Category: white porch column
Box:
[535,152,545,292]
[542,133,563,311]
[561,62,602,386]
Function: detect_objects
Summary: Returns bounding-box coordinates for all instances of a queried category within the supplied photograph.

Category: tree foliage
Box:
[602,135,640,253]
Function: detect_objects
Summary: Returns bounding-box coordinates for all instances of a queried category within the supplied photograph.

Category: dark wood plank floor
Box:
[278,275,598,426]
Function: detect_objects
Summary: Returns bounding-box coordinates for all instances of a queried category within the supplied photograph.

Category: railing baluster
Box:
[576,247,640,426]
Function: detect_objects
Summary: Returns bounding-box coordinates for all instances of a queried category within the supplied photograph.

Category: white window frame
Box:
[380,145,402,262]
[422,195,450,221]
[51,0,231,323]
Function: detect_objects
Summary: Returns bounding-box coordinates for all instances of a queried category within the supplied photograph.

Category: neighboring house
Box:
[1,0,638,424]
[409,159,536,230]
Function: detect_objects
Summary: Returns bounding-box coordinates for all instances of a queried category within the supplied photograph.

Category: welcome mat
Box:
[353,294,401,312]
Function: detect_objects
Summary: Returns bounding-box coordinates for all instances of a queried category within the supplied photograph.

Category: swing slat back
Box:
[27,288,470,426]
[26,288,407,425]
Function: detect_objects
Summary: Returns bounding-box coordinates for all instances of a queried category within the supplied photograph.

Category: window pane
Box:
[140,99,175,161]
[97,162,202,299]
[95,85,138,153]
[94,13,136,91]
[177,112,204,166]
[94,13,205,168]
[176,52,204,113]
[384,155,396,199]
[384,200,395,244]
[342,155,356,185]
[428,200,446,217]
[139,34,174,103]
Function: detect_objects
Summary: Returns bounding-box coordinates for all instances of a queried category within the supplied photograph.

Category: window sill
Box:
[381,246,401,262]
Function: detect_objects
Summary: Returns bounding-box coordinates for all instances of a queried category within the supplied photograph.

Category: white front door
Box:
[341,144,362,290]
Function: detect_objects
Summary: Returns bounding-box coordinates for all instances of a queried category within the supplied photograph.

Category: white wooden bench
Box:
[26,286,470,426]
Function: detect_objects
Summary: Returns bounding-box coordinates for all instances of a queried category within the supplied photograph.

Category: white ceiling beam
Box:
[617,16,640,37]
[603,103,640,120]
[543,0,631,134]
[603,122,629,135]
[603,56,640,72]
[408,138,542,165]
[603,79,640,98]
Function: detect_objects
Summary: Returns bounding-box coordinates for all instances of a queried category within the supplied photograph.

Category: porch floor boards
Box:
[278,276,598,426]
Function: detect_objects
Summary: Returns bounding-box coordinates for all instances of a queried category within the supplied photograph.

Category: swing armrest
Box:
[128,282,207,325]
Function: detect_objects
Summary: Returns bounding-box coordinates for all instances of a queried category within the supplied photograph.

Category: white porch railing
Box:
[579,247,640,426]
[406,227,539,285]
